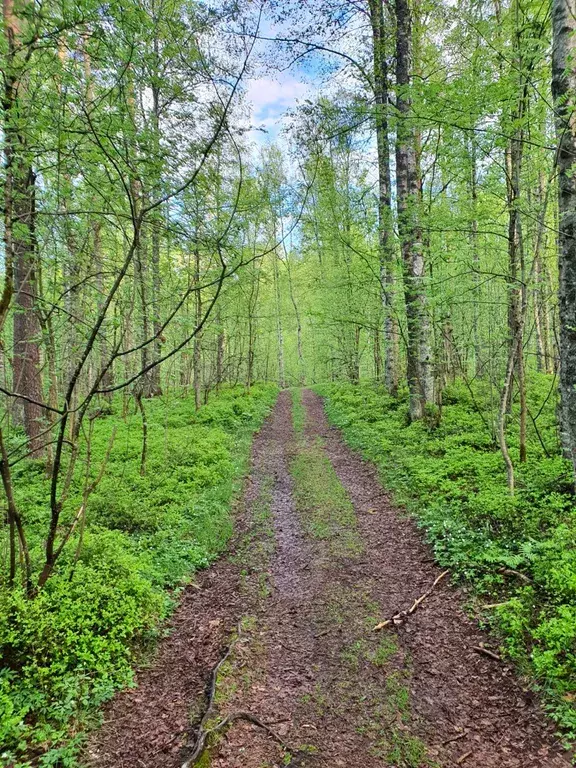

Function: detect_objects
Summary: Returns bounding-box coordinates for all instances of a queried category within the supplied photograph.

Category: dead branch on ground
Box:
[373,570,450,631]
[472,644,501,661]
[181,627,295,768]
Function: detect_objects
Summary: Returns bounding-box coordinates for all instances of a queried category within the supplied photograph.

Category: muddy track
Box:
[87,390,571,768]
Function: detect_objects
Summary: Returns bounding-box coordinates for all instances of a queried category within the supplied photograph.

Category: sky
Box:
[238,7,371,157]
[239,11,321,151]
[244,73,312,143]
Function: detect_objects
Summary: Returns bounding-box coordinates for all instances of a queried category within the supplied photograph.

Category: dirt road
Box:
[87,390,570,768]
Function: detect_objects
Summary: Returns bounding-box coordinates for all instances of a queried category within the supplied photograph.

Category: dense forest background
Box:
[2,0,576,763]
[0,0,571,484]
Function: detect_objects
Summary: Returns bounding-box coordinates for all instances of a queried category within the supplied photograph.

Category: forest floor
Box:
[86,390,572,768]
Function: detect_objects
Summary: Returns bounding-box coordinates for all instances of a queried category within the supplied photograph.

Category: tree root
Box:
[181,627,294,767]
[500,567,531,584]
[182,710,291,767]
[373,570,450,631]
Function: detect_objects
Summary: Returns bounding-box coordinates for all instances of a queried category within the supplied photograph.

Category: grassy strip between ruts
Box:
[290,389,363,558]
[290,386,307,437]
[316,377,576,742]
[0,384,278,768]
[290,389,434,765]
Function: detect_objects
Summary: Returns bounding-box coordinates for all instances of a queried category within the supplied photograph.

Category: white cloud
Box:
[243,75,313,145]
[245,76,310,120]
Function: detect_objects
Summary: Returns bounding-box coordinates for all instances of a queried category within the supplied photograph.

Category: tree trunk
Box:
[369,0,399,396]
[373,327,383,381]
[505,5,529,463]
[284,250,304,384]
[216,313,225,392]
[148,77,163,396]
[552,0,576,476]
[273,248,286,388]
[535,171,553,374]
[193,247,202,410]
[3,0,44,456]
[470,138,482,376]
[394,0,433,420]
[82,37,114,398]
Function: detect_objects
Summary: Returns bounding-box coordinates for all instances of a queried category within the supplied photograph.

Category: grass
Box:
[370,636,400,667]
[383,730,432,767]
[0,384,278,767]
[290,436,363,558]
[290,387,306,436]
[316,375,576,740]
[310,580,435,766]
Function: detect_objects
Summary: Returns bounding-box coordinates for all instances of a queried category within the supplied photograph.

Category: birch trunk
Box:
[395,0,433,420]
[369,0,399,396]
[552,0,576,476]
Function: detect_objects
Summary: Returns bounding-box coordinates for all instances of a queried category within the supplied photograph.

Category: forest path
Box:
[87,390,571,768]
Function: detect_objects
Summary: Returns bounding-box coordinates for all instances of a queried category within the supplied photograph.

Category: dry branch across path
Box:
[87,390,571,768]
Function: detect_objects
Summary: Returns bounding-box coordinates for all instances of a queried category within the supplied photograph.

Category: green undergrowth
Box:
[316,377,576,742]
[0,384,278,767]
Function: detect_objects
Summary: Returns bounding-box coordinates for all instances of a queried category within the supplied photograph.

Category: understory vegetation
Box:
[0,385,277,767]
[318,379,576,737]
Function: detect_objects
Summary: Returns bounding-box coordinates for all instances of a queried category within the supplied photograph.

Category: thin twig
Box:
[373,570,450,631]
[472,645,501,662]
[441,730,467,746]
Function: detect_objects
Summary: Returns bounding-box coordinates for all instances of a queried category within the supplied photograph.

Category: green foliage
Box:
[0,385,278,767]
[317,377,576,736]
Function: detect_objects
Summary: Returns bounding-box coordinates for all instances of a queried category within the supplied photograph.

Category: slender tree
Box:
[395,0,433,420]
[552,0,576,479]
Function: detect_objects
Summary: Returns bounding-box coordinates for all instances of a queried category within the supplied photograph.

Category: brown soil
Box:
[87,390,572,768]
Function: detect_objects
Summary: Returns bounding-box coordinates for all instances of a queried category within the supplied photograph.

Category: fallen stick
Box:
[472,644,501,662]
[373,570,450,631]
[181,628,241,768]
[181,628,294,768]
[441,730,467,746]
[500,568,531,584]
[457,750,473,764]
